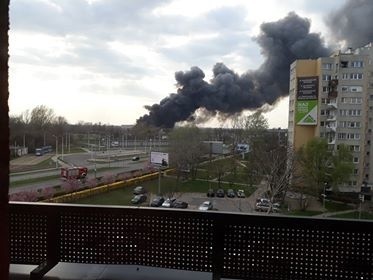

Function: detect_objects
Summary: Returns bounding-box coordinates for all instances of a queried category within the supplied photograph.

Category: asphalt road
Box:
[9,151,149,194]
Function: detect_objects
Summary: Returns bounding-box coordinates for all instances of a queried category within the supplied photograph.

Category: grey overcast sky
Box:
[9,0,347,127]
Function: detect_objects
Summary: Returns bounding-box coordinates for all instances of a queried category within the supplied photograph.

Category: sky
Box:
[9,0,346,128]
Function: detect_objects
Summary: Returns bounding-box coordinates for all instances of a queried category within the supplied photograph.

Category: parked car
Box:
[255,201,280,212]
[227,189,235,198]
[173,200,188,209]
[207,188,215,197]
[256,198,280,208]
[237,189,245,198]
[132,156,140,161]
[216,189,225,197]
[150,196,165,207]
[161,198,176,208]
[131,194,147,204]
[198,201,213,211]
[133,186,146,195]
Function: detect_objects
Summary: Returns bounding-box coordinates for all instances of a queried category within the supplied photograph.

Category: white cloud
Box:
[9,0,345,127]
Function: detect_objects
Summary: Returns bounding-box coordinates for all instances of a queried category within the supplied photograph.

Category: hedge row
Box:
[42,171,159,203]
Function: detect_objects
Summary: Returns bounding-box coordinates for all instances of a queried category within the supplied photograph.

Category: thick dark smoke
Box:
[327,0,373,48]
[137,12,331,128]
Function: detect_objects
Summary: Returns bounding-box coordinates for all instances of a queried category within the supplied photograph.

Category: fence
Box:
[9,202,373,280]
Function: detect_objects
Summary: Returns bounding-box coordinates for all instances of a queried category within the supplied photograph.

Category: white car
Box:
[198,201,213,211]
[161,198,176,208]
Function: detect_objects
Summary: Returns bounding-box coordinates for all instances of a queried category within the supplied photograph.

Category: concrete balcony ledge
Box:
[10,263,225,280]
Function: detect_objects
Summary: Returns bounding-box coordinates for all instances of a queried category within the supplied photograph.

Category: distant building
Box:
[288,43,373,192]
[203,141,230,155]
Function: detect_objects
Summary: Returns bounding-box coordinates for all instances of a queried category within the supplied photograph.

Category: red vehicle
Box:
[61,167,88,180]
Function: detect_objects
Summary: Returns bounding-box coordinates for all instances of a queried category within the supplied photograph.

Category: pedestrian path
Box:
[313,209,357,217]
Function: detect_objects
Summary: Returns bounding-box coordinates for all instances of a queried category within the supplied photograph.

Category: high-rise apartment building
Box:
[288,43,373,192]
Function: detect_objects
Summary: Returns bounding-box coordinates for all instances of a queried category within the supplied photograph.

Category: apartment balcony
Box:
[326,115,337,121]
[325,125,337,133]
[9,202,373,280]
[327,102,338,109]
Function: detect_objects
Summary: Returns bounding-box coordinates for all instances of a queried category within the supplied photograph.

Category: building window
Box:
[338,133,346,139]
[350,73,363,80]
[348,121,361,128]
[341,86,349,92]
[322,86,329,93]
[322,74,331,81]
[322,63,333,70]
[353,157,359,163]
[341,61,348,68]
[351,61,364,68]
[350,97,362,104]
[342,73,349,80]
[320,121,325,127]
[350,145,360,152]
[350,86,362,92]
[321,109,325,116]
[354,169,358,175]
[347,133,360,140]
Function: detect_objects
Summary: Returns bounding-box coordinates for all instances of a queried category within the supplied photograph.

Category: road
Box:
[9,150,149,194]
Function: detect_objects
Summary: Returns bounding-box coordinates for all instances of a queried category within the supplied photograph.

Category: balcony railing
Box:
[9,202,373,280]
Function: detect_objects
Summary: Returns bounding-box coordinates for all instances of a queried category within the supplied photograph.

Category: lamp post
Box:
[322,182,327,215]
[52,135,58,169]
[358,193,364,220]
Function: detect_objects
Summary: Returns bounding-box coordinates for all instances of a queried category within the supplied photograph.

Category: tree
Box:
[296,138,354,195]
[208,157,235,188]
[168,126,206,182]
[296,138,331,195]
[29,105,56,148]
[330,144,354,190]
[230,111,269,151]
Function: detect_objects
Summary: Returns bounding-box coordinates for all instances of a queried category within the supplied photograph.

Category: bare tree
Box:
[168,126,207,183]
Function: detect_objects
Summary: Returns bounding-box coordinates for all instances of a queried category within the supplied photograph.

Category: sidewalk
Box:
[313,209,357,218]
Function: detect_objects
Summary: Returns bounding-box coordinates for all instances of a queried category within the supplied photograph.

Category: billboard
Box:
[297,76,318,100]
[296,76,318,126]
[295,100,318,125]
[150,151,169,167]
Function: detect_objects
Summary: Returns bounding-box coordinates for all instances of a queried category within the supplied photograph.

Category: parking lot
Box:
[164,192,255,213]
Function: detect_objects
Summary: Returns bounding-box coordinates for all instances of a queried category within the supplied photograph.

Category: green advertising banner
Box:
[295,100,318,125]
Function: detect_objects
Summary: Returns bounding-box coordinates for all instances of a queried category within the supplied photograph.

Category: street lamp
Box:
[358,193,364,220]
[52,135,58,169]
[322,182,327,215]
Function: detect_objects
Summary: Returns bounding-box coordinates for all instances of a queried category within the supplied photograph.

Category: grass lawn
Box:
[329,211,373,220]
[71,176,257,206]
[72,187,135,206]
[325,201,354,212]
[10,158,57,173]
[10,174,59,188]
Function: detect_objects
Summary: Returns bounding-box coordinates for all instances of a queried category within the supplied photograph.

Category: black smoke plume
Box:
[327,0,373,48]
[137,12,330,128]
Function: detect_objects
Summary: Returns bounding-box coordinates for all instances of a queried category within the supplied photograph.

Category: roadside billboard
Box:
[150,151,169,167]
[296,76,318,125]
